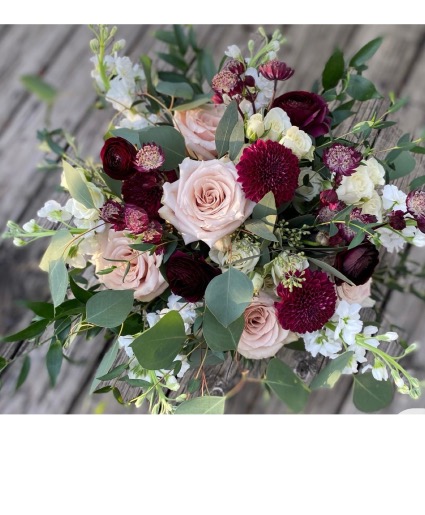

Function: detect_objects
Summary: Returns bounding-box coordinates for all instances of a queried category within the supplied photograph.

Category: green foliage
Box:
[24,301,55,320]
[229,121,245,161]
[110,128,140,146]
[353,373,394,413]
[86,290,134,328]
[175,396,225,414]
[155,81,194,100]
[139,126,186,170]
[46,340,63,387]
[1,319,50,343]
[247,191,278,242]
[203,308,244,352]
[349,37,383,68]
[173,94,212,112]
[97,362,128,381]
[215,100,239,158]
[0,356,8,373]
[49,258,69,308]
[322,48,345,90]
[15,355,31,390]
[90,339,119,394]
[62,160,96,209]
[308,257,355,286]
[346,75,381,101]
[310,352,354,390]
[21,74,57,104]
[131,311,186,370]
[39,229,73,272]
[266,358,310,413]
[69,277,94,303]
[388,152,416,180]
[205,267,253,328]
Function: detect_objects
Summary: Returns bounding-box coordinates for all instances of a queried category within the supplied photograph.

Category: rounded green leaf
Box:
[353,373,394,413]
[346,75,381,101]
[175,396,225,414]
[203,308,244,352]
[310,351,354,390]
[86,290,134,328]
[349,37,383,68]
[266,358,310,413]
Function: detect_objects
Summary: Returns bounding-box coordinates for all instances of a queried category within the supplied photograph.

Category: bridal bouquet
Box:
[3,25,425,414]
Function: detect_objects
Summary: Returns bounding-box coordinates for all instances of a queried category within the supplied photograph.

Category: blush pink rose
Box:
[238,292,296,360]
[94,229,167,301]
[337,278,375,307]
[158,158,254,247]
[174,104,226,160]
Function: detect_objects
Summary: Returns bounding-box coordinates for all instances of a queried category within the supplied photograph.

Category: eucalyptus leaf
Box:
[175,396,225,414]
[62,160,95,209]
[347,75,381,101]
[308,257,355,286]
[1,319,50,343]
[322,48,345,90]
[174,94,211,111]
[21,74,57,103]
[39,229,73,272]
[110,128,140,146]
[349,37,383,68]
[49,258,69,308]
[16,355,31,390]
[228,121,245,161]
[266,358,310,413]
[409,175,425,191]
[215,100,239,158]
[24,301,55,320]
[86,290,134,328]
[245,219,277,242]
[252,191,277,223]
[203,308,244,352]
[156,81,194,100]
[0,356,8,373]
[96,362,128,381]
[89,340,119,394]
[46,341,63,387]
[388,152,416,180]
[310,352,354,390]
[353,373,394,413]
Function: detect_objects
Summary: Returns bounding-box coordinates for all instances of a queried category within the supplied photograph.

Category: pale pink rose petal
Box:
[337,278,375,308]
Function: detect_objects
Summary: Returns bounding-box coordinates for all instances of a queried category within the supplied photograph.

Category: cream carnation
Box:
[174,104,225,160]
[365,157,385,186]
[159,158,254,247]
[264,107,291,141]
[280,126,314,160]
[237,292,295,359]
[94,229,167,301]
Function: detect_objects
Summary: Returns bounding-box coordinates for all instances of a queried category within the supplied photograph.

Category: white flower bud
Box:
[264,108,291,142]
[112,39,126,53]
[251,272,264,295]
[13,237,26,247]
[89,38,99,53]
[22,219,39,233]
[382,331,398,342]
[246,113,265,140]
[224,45,242,59]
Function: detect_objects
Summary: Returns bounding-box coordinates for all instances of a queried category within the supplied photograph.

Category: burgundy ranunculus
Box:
[122,173,163,220]
[272,91,331,138]
[334,241,379,286]
[100,137,137,180]
[165,251,221,302]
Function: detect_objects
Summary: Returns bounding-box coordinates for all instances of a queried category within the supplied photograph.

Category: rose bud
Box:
[100,137,137,180]
[272,90,331,138]
[165,250,221,302]
[124,204,150,235]
[406,190,425,233]
[388,210,406,231]
[333,241,379,286]
[100,199,126,231]
[258,60,294,81]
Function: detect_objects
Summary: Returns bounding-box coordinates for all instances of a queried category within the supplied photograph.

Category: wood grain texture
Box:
[0,24,425,414]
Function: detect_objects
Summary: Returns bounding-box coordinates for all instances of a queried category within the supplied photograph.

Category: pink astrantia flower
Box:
[407,190,425,233]
[134,143,165,173]
[100,200,126,231]
[124,204,149,235]
[323,143,363,176]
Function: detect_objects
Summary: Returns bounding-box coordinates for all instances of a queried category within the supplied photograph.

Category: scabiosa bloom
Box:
[124,204,149,234]
[406,190,425,232]
[100,199,126,231]
[322,143,363,176]
[258,60,294,81]
[334,241,379,286]
[100,137,137,180]
[388,210,407,231]
[211,69,243,97]
[134,143,165,173]
[236,139,300,204]
[275,269,337,333]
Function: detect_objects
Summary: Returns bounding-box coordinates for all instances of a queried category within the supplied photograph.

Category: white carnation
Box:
[280,126,314,160]
[361,190,383,221]
[365,157,385,186]
[382,184,407,212]
[264,107,292,142]
[376,227,406,253]
[336,168,375,205]
[246,113,265,140]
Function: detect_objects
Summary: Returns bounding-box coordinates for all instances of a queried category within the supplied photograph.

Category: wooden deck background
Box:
[0,24,425,414]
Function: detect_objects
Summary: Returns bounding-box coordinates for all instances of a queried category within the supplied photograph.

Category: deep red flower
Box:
[338,208,377,243]
[323,143,362,176]
[224,59,245,75]
[122,173,163,220]
[388,210,407,231]
[143,220,163,245]
[236,139,300,205]
[211,69,243,97]
[320,189,339,208]
[100,137,136,180]
[259,60,294,81]
[275,269,337,334]
[406,190,425,233]
[165,251,221,302]
[134,143,165,173]
[124,204,149,235]
[272,91,331,138]
[100,200,126,231]
[334,241,379,286]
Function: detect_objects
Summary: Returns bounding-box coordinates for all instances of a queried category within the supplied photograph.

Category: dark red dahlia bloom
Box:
[124,204,149,235]
[134,143,165,173]
[389,210,407,231]
[272,91,331,138]
[275,269,337,334]
[165,251,221,302]
[100,200,126,230]
[338,208,377,243]
[143,220,163,245]
[100,137,137,180]
[224,59,245,75]
[211,69,243,97]
[334,241,379,286]
[259,60,294,81]
[122,173,163,220]
[406,190,425,233]
[236,139,300,205]
[323,143,362,176]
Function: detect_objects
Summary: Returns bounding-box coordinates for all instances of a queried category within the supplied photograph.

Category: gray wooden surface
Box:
[0,24,424,414]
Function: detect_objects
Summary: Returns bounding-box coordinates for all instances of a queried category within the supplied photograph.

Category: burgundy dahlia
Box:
[334,241,379,286]
[259,60,294,81]
[100,137,137,180]
[124,204,149,235]
[236,139,300,205]
[322,143,362,176]
[388,210,407,231]
[275,269,337,334]
[211,69,243,97]
[165,251,221,302]
[100,200,126,231]
[406,190,425,233]
[272,91,331,138]
[134,143,165,173]
[122,173,163,220]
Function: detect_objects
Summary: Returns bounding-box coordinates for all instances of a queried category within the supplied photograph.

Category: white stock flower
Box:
[239,99,254,117]
[209,238,260,274]
[118,335,135,358]
[225,45,242,58]
[66,235,99,268]
[336,168,375,205]
[118,114,151,130]
[65,183,105,232]
[376,227,406,253]
[361,190,383,221]
[264,107,292,141]
[304,328,342,358]
[22,219,39,233]
[245,67,274,110]
[37,200,72,222]
[365,157,385,186]
[402,225,425,247]
[333,301,363,346]
[362,359,389,381]
[106,76,135,112]
[280,126,314,160]
[246,113,265,140]
[382,185,407,212]
[297,168,323,201]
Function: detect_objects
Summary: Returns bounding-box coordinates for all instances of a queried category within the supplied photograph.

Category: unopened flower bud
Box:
[246,113,265,140]
[89,38,99,53]
[250,272,264,295]
[112,39,126,53]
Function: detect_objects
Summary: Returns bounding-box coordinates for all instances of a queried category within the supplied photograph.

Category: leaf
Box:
[62,160,95,209]
[129,242,156,252]
[322,48,345,90]
[156,81,194,100]
[228,121,245,161]
[131,311,186,370]
[310,352,354,390]
[69,276,94,303]
[347,75,381,101]
[15,356,31,390]
[89,340,119,394]
[39,229,73,272]
[188,378,201,394]
[54,299,85,318]
[119,376,152,389]
[266,358,310,413]
[1,319,49,343]
[350,37,383,68]
[49,258,69,308]
[139,126,186,170]
[205,267,254,328]
[0,356,8,373]
[245,219,277,242]
[388,152,416,180]
[46,341,63,387]
[173,94,212,111]
[203,308,244,352]
[96,362,128,381]
[353,373,394,413]
[215,100,239,158]
[21,74,57,103]
[199,50,216,83]
[347,229,366,250]
[252,191,277,224]
[110,128,140,146]
[308,257,355,286]
[173,25,188,55]
[154,29,177,46]
[24,301,55,320]
[93,386,113,394]
[175,396,225,414]
[410,175,425,191]
[158,52,188,72]
[86,290,134,328]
